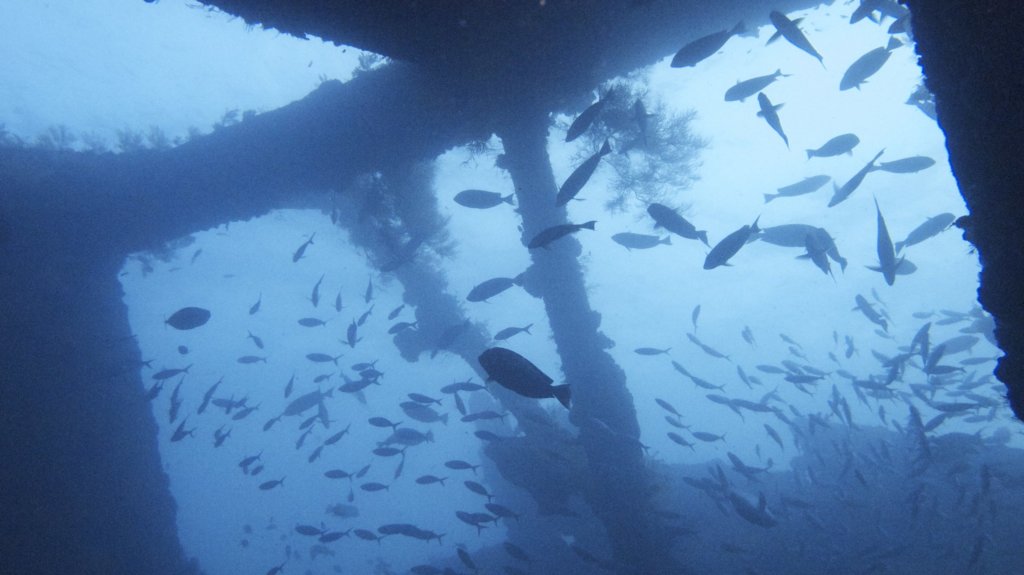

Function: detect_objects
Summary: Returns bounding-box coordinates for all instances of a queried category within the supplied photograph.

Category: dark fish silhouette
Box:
[478,347,571,408]
[806,133,860,159]
[528,221,596,250]
[566,91,611,142]
[454,189,515,209]
[757,93,788,148]
[764,175,831,203]
[165,307,210,330]
[556,140,611,206]
[769,11,824,67]
[725,69,789,102]
[671,21,745,68]
[704,217,761,269]
[647,203,709,245]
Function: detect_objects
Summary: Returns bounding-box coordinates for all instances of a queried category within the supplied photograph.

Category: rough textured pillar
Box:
[497,110,683,574]
[905,0,1024,420]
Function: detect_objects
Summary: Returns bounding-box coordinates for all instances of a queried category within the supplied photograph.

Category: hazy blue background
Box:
[1,1,1011,574]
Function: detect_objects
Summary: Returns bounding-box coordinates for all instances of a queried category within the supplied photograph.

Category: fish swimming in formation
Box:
[611,232,671,250]
[647,203,709,245]
[165,307,211,330]
[725,69,789,102]
[454,189,515,209]
[566,90,611,142]
[828,149,885,207]
[671,21,745,68]
[556,140,611,206]
[763,175,831,203]
[806,133,859,159]
[868,197,900,286]
[756,93,788,148]
[895,213,955,252]
[769,10,824,67]
[704,217,760,269]
[873,156,936,174]
[528,221,596,250]
[478,347,571,408]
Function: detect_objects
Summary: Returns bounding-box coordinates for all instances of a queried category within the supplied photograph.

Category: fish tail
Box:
[806,149,814,160]
[502,193,516,205]
[523,323,533,334]
[698,231,710,246]
[661,236,672,246]
[764,193,775,203]
[580,220,597,230]
[552,384,572,409]
[732,21,746,36]
[599,140,612,155]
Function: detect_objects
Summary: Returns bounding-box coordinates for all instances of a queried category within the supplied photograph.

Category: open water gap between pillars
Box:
[495,109,684,574]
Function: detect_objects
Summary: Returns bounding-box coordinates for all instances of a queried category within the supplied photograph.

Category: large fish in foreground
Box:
[647,203,709,245]
[839,41,896,91]
[704,217,760,269]
[763,175,831,203]
[769,10,824,67]
[454,189,515,209]
[724,69,788,102]
[806,133,859,159]
[756,93,788,148]
[478,347,570,409]
[671,21,745,68]
[565,91,611,142]
[868,197,900,285]
[528,221,596,249]
[828,149,884,207]
[556,140,611,206]
[895,212,956,252]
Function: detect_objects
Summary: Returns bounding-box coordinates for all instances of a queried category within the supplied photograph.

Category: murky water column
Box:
[497,110,682,574]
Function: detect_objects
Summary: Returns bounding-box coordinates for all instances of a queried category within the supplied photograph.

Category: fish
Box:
[742,326,757,346]
[728,491,778,527]
[152,364,192,380]
[854,294,888,331]
[334,291,344,312]
[259,478,285,491]
[840,45,893,91]
[248,293,261,315]
[756,93,788,148]
[633,99,654,146]
[758,224,847,270]
[346,319,360,348]
[415,475,447,486]
[801,231,833,276]
[692,304,701,332]
[478,347,571,408]
[874,156,937,174]
[464,480,493,502]
[387,304,405,320]
[400,401,449,424]
[868,198,900,286]
[763,175,831,203]
[704,217,760,269]
[297,317,328,327]
[647,203,709,245]
[364,277,373,303]
[692,431,726,442]
[828,149,885,207]
[611,232,671,250]
[635,347,670,356]
[655,398,682,417]
[467,274,524,302]
[237,355,267,364]
[494,324,533,341]
[806,133,860,159]
[197,377,222,415]
[555,140,611,206]
[671,21,745,68]
[165,307,210,330]
[454,189,515,209]
[170,417,195,442]
[282,388,331,417]
[769,10,824,67]
[527,221,596,250]
[246,330,264,349]
[292,233,315,262]
[725,69,789,102]
[388,321,417,334]
[306,352,341,364]
[359,482,389,492]
[309,274,325,307]
[566,91,611,142]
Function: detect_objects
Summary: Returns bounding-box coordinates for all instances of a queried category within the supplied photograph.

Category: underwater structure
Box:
[0,1,1021,574]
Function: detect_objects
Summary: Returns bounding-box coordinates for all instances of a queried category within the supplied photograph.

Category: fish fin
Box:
[763,194,776,203]
[806,149,814,160]
[551,384,572,409]
[698,231,710,246]
[502,193,516,205]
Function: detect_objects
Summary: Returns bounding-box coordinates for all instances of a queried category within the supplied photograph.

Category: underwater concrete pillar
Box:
[0,226,196,574]
[496,110,682,574]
